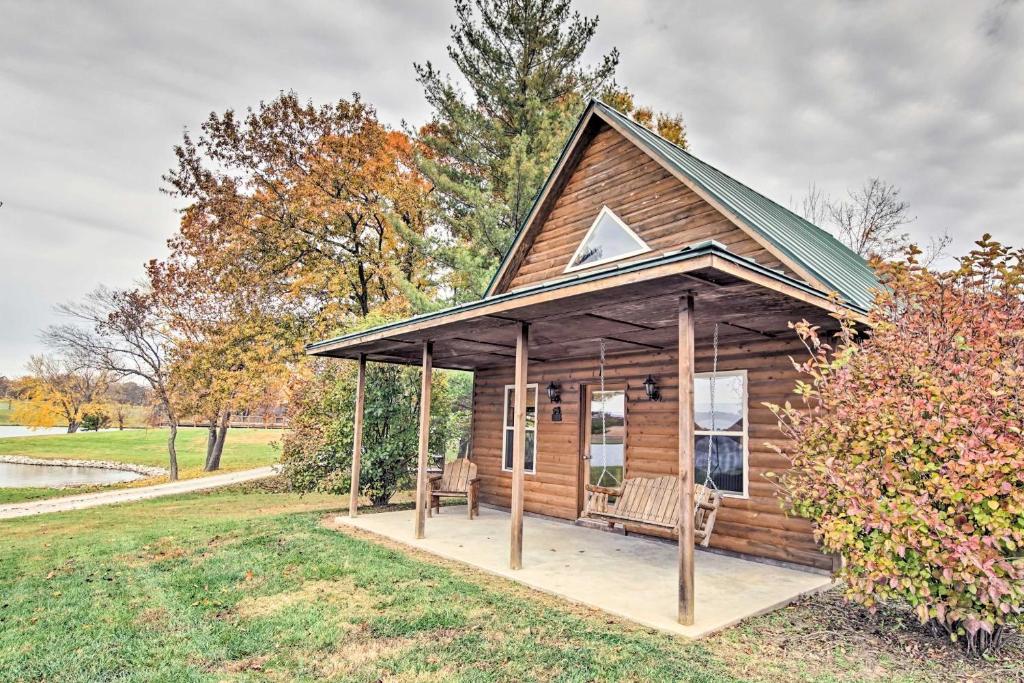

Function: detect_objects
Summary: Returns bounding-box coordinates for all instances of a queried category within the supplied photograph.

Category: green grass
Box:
[0,399,17,425]
[0,486,1016,682]
[0,490,738,682]
[0,487,66,505]
[0,427,281,504]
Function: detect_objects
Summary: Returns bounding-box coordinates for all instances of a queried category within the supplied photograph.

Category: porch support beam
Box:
[678,294,696,626]
[510,321,530,570]
[414,341,433,539]
[348,353,367,517]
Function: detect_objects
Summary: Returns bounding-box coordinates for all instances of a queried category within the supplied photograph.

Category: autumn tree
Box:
[148,230,295,471]
[415,0,687,299]
[600,86,687,148]
[161,92,443,478]
[163,93,434,337]
[14,354,109,433]
[45,287,183,480]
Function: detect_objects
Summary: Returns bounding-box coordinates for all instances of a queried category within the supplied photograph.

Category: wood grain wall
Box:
[504,123,797,292]
[470,337,831,571]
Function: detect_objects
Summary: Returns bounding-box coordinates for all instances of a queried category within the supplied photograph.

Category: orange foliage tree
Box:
[13,354,109,433]
[162,92,434,337]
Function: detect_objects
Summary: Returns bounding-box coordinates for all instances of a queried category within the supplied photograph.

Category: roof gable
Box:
[501,123,797,291]
[486,100,879,311]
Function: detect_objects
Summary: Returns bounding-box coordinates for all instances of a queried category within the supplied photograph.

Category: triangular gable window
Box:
[565,206,651,272]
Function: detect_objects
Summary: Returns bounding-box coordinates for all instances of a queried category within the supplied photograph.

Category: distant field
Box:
[0,399,150,428]
[0,399,19,425]
[0,427,282,504]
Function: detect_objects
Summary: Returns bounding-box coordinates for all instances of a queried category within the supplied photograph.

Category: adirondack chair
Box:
[583,475,722,547]
[428,457,480,519]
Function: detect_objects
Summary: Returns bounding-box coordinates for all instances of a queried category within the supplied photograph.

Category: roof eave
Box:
[307,242,866,358]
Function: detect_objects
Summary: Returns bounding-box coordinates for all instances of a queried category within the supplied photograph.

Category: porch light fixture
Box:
[642,374,661,401]
[545,381,561,403]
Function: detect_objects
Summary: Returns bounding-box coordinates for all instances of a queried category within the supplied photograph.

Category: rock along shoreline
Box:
[0,455,167,478]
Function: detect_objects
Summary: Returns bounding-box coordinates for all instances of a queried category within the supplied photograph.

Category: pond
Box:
[0,426,74,438]
[0,462,144,488]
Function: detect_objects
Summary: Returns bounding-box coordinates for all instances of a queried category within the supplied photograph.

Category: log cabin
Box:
[307,99,878,625]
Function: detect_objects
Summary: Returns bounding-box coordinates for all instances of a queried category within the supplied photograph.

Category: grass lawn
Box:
[0,485,1017,682]
[0,427,281,504]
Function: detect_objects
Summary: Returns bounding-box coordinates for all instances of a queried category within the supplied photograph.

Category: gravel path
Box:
[0,466,276,520]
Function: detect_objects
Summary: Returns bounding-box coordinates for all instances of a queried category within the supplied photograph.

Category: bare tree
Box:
[828,178,915,259]
[921,228,953,268]
[44,287,181,480]
[792,182,831,226]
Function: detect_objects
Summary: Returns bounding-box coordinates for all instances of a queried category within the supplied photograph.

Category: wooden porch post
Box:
[510,322,529,570]
[678,294,696,625]
[414,341,433,539]
[349,353,367,517]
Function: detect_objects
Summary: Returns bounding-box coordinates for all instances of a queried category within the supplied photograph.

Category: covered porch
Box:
[308,242,855,627]
[332,504,833,638]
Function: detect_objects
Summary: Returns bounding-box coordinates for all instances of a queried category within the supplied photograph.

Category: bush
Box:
[280,358,468,506]
[769,237,1024,654]
[80,410,111,431]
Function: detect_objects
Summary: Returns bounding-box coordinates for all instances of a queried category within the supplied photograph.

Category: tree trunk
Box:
[67,420,79,434]
[204,415,218,468]
[167,420,179,481]
[205,410,231,471]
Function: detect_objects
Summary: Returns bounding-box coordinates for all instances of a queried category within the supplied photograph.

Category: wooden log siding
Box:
[470,335,831,571]
[505,124,798,292]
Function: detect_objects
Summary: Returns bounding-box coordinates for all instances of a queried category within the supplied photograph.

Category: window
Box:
[694,370,747,497]
[502,384,538,474]
[565,206,650,272]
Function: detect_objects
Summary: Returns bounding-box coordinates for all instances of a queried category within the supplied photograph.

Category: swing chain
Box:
[596,338,613,487]
[702,323,719,491]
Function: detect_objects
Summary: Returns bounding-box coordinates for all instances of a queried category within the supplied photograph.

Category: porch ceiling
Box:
[308,248,857,370]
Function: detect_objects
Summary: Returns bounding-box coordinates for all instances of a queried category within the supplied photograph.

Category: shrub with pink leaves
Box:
[769,237,1023,654]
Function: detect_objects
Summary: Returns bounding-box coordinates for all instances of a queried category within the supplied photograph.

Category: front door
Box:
[579,384,627,515]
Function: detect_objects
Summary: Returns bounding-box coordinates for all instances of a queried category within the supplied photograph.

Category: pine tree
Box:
[416,0,688,301]
[415,0,619,300]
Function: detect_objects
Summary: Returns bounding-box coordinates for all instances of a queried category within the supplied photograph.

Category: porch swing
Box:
[583,328,723,547]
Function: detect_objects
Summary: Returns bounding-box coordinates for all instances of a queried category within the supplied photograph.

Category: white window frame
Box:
[501,383,538,475]
[694,369,748,499]
[564,206,651,273]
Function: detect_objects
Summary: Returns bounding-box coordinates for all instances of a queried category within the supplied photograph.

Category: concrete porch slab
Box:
[333,505,833,638]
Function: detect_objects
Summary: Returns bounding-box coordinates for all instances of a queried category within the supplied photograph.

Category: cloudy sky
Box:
[1,0,1022,376]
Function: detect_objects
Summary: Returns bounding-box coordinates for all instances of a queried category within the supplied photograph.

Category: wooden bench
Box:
[428,458,480,519]
[583,475,722,547]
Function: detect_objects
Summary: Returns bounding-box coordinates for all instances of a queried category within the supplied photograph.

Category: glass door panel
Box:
[585,388,626,488]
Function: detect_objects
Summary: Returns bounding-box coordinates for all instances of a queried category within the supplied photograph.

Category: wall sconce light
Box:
[546,381,562,421]
[642,374,661,401]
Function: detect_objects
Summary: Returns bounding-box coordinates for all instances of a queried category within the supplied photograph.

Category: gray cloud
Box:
[1,0,1022,375]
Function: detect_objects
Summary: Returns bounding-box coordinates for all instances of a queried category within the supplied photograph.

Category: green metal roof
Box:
[307,240,849,356]
[487,99,880,311]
